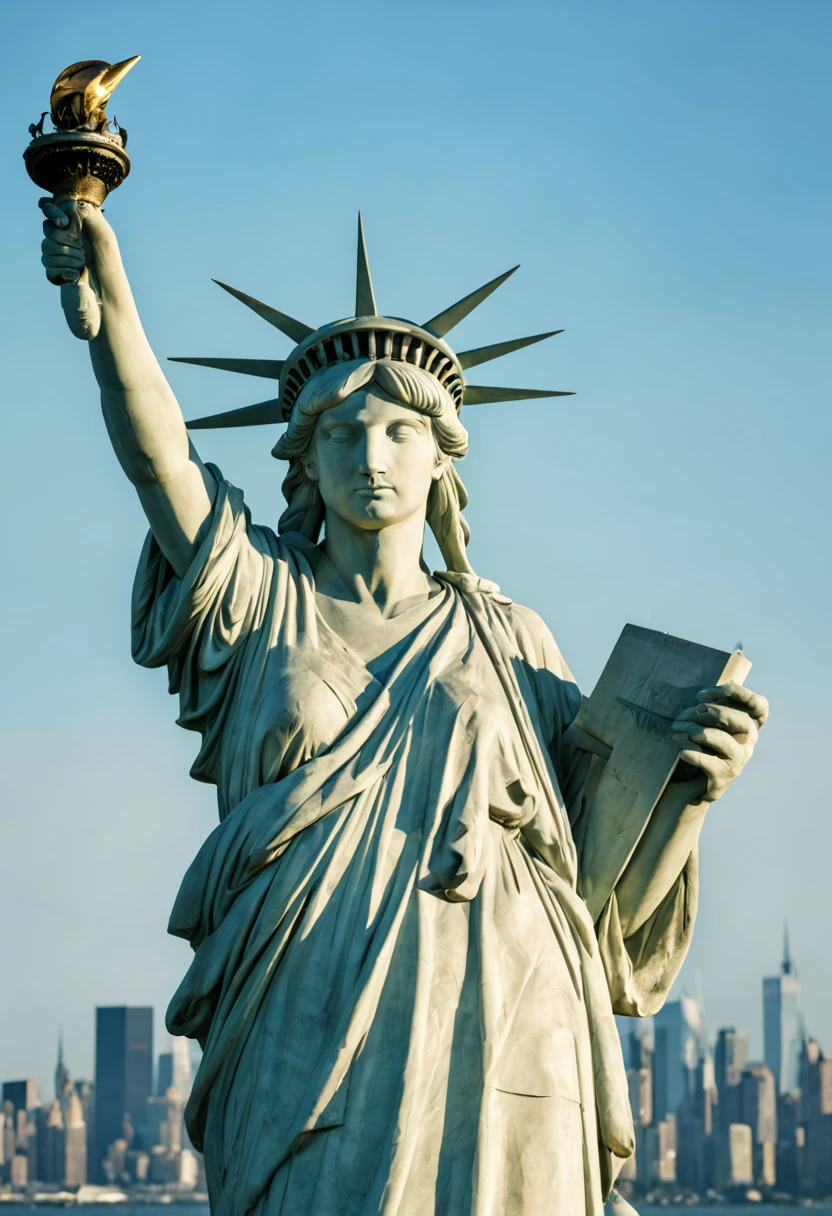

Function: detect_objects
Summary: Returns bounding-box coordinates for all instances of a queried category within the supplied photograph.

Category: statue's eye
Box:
[388,422,422,442]
[325,425,354,444]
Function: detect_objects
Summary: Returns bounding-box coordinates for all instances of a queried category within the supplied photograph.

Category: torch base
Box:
[23,130,130,207]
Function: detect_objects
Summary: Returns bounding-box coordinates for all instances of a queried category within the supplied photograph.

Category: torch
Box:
[24,57,139,335]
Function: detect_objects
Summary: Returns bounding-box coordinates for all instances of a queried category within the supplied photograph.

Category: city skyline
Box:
[2,1007,200,1193]
[2,917,815,1101]
[2,925,827,1199]
[613,928,830,1198]
[3,922,817,1114]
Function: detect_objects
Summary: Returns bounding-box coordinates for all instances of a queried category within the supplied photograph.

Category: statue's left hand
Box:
[671,682,769,803]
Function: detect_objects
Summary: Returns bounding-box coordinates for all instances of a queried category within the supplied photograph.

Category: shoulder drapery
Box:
[132,468,275,781]
[469,591,701,1020]
[132,466,322,818]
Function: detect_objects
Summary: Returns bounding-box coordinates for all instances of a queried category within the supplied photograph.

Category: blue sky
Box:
[0,0,830,1094]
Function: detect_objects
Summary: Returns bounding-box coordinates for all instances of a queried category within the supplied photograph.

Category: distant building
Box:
[775,1090,802,1195]
[156,1037,193,1101]
[0,1100,33,1188]
[726,1123,754,1188]
[9,1150,28,1188]
[171,1037,193,1104]
[63,1087,87,1187]
[55,1033,71,1100]
[74,1079,94,1178]
[178,1147,199,1188]
[38,1099,65,1184]
[646,1113,677,1184]
[1,1080,38,1115]
[156,1035,193,1151]
[763,925,802,1094]
[156,1053,173,1096]
[715,1027,747,1090]
[30,1037,89,1187]
[627,1066,652,1128]
[165,1087,185,1155]
[740,1062,777,1187]
[93,1006,153,1177]
[145,1096,169,1149]
[149,1143,179,1185]
[714,1027,748,1131]
[652,996,707,1122]
[800,1037,832,1195]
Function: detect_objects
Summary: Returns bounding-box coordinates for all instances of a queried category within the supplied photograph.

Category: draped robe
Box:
[132,471,698,1216]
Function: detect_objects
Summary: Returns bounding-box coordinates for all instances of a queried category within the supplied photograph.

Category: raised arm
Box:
[40,198,216,577]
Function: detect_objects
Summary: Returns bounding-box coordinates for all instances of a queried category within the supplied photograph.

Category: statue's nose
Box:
[359,429,389,478]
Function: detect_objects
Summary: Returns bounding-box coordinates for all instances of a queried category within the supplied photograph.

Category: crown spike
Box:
[462,385,575,405]
[355,213,377,317]
[169,356,284,380]
[423,266,519,339]
[458,330,564,371]
[212,280,314,344]
[186,399,283,430]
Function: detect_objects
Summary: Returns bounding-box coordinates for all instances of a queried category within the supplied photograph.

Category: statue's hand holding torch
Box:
[40,198,112,341]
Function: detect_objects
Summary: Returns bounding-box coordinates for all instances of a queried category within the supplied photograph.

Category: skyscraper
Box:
[93,1007,153,1177]
[55,1033,71,1101]
[1,1080,38,1115]
[714,1027,748,1129]
[63,1088,87,1188]
[171,1037,192,1104]
[156,1038,192,1102]
[653,996,708,1121]
[156,1054,173,1097]
[763,925,802,1094]
[741,1063,777,1187]
[37,1100,65,1184]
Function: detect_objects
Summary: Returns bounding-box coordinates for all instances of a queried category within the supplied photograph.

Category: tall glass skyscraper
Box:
[93,1006,153,1176]
[763,926,802,1094]
[652,995,708,1120]
[1,1079,38,1114]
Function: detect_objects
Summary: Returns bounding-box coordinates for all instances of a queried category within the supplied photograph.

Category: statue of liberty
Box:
[38,188,766,1215]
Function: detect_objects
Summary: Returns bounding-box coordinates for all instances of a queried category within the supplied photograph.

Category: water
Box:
[639,1208,832,1214]
[3,1205,832,1214]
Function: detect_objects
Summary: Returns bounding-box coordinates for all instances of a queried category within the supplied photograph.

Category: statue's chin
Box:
[351,505,412,529]
[323,490,427,533]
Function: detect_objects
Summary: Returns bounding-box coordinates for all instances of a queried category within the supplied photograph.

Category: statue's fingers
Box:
[41,237,84,262]
[676,703,758,741]
[42,221,82,249]
[678,747,726,799]
[39,198,68,225]
[673,725,743,764]
[678,743,715,768]
[43,254,86,273]
[696,682,769,726]
[45,264,79,285]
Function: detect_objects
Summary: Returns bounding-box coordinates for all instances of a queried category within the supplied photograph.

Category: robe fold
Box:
[132,469,698,1215]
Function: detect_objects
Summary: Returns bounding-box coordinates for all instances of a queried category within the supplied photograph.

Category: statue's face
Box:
[304,387,444,532]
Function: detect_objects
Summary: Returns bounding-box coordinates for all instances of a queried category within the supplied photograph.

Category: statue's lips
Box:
[354,486,394,497]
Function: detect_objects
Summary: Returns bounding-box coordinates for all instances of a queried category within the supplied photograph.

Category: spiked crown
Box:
[176,216,572,433]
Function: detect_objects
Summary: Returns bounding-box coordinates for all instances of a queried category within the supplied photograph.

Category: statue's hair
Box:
[272,358,474,574]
